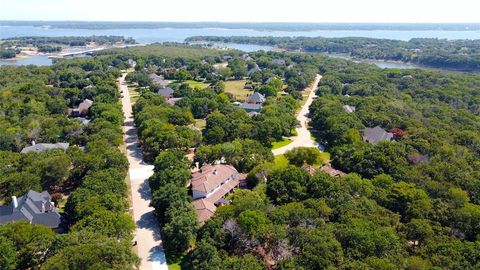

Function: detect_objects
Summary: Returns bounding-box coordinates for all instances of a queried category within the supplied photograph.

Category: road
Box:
[272,74,322,156]
[118,73,168,270]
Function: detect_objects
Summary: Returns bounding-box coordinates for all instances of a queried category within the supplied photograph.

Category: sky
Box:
[0,0,479,23]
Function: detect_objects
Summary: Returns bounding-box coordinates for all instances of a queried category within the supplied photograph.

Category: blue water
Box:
[1,25,480,67]
[2,25,480,42]
[0,55,52,66]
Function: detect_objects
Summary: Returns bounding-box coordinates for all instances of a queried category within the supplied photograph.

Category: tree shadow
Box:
[137,180,153,201]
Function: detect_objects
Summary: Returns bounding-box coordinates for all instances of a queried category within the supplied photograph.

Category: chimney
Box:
[31,140,36,146]
[12,196,18,208]
[41,202,45,213]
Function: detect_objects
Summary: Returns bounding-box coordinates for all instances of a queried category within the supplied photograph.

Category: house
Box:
[127,59,137,68]
[342,105,356,113]
[246,92,266,104]
[221,55,233,61]
[247,64,261,75]
[272,58,286,65]
[20,142,69,154]
[363,126,394,144]
[239,103,262,113]
[68,99,93,117]
[244,83,254,90]
[148,73,168,88]
[191,164,246,223]
[0,190,62,229]
[157,87,175,99]
[192,199,217,224]
[241,54,253,62]
[166,97,183,106]
[75,117,91,126]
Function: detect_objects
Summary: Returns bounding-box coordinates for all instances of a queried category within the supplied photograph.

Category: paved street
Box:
[272,74,322,156]
[118,73,168,270]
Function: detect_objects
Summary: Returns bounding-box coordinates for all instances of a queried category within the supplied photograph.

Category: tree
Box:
[0,236,17,270]
[266,165,310,204]
[150,183,190,222]
[70,210,135,240]
[162,203,199,254]
[221,254,264,270]
[0,221,55,269]
[284,147,323,166]
[190,240,223,270]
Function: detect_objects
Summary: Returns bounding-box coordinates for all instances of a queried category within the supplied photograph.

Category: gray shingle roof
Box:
[20,143,69,154]
[157,87,174,98]
[247,92,266,104]
[149,73,168,88]
[0,190,61,228]
[363,126,393,144]
[239,103,262,112]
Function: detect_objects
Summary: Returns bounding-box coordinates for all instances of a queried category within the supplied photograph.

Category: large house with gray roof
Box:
[0,190,62,229]
[363,126,394,144]
[20,142,69,154]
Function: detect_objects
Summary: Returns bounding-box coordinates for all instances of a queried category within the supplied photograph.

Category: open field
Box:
[224,79,250,101]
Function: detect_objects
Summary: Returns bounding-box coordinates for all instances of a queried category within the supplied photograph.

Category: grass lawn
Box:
[183,80,209,89]
[194,119,206,130]
[270,137,293,150]
[224,79,250,101]
[167,254,190,270]
[319,151,331,164]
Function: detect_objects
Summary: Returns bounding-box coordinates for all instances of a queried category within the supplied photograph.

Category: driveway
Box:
[118,73,168,270]
[272,74,322,156]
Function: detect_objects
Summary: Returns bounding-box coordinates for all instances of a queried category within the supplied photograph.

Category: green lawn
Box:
[167,254,190,270]
[182,80,210,89]
[224,79,250,101]
[270,137,293,150]
[194,119,206,130]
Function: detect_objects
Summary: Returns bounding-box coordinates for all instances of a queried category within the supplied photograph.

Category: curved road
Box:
[272,74,322,156]
[118,73,168,270]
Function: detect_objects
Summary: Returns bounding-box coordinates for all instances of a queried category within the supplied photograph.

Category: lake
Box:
[1,25,480,67]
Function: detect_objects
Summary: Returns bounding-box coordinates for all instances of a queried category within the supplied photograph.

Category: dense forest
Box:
[187,36,480,71]
[2,43,480,269]
[0,35,136,58]
[0,56,139,269]
[106,44,480,269]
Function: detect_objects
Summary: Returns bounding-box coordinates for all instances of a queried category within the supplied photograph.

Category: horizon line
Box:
[2,20,480,24]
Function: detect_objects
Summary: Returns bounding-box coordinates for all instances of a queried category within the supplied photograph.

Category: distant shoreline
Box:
[2,21,480,31]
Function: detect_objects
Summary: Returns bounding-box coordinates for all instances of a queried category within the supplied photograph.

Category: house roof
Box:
[0,190,61,228]
[20,143,69,154]
[192,199,217,224]
[75,117,91,125]
[239,103,262,112]
[363,126,394,144]
[78,99,93,112]
[247,92,266,104]
[247,65,261,75]
[272,58,286,65]
[149,73,168,87]
[191,164,242,194]
[343,105,356,113]
[157,87,174,98]
[167,97,183,106]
